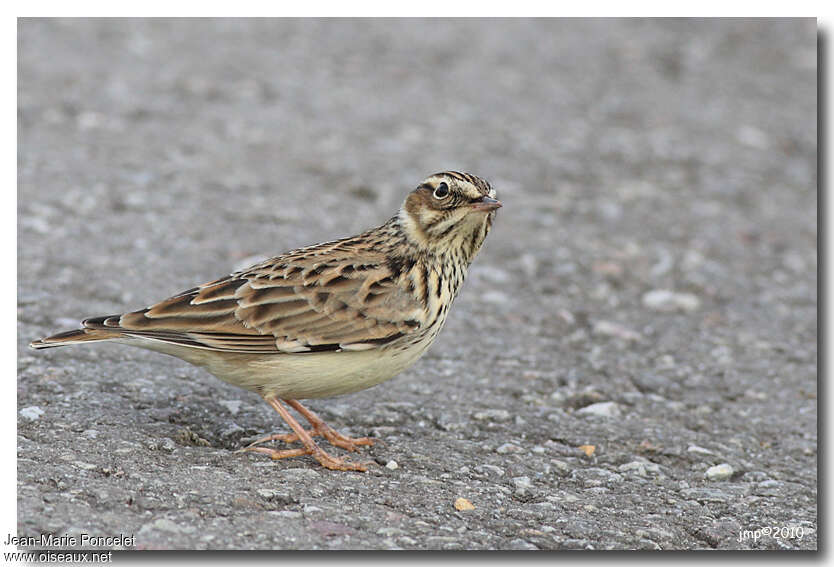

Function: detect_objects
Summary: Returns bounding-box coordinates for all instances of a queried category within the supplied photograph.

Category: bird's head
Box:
[398,171,501,259]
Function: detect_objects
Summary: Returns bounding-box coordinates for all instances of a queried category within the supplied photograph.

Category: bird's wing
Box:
[83,241,425,354]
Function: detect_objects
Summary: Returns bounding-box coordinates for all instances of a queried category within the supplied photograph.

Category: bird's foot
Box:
[242,400,375,452]
[284,399,375,452]
[240,396,373,472]
[242,427,373,452]
[306,448,369,472]
[242,431,310,449]
[241,437,368,472]
[310,424,374,452]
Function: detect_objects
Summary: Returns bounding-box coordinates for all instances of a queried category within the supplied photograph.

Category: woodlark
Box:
[31,171,501,471]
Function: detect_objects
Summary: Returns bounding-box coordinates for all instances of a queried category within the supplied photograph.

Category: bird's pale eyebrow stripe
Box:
[437,171,493,195]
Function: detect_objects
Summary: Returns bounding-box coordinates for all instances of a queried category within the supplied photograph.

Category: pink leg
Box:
[241,397,370,472]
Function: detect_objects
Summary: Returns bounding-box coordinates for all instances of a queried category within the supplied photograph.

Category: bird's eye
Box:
[433,182,450,199]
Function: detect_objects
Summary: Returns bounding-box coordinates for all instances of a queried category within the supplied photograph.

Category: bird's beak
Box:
[470,196,502,212]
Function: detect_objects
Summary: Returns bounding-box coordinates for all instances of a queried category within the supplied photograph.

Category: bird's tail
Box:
[29,327,124,349]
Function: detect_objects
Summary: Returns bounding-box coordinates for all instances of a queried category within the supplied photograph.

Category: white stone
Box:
[19,406,44,421]
[705,463,734,481]
[475,464,505,477]
[592,320,642,341]
[495,443,523,454]
[472,409,512,422]
[618,460,662,476]
[576,401,621,418]
[642,289,701,312]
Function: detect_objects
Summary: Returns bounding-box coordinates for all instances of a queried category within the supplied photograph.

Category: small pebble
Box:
[642,289,701,312]
[705,463,734,481]
[574,468,624,487]
[20,406,45,421]
[618,460,662,476]
[158,438,177,453]
[474,464,505,477]
[472,409,512,422]
[496,443,523,454]
[454,497,475,511]
[592,320,643,341]
[512,476,534,497]
[576,402,621,418]
[385,460,399,470]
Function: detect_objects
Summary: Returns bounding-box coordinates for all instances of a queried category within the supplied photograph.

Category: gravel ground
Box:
[17,18,817,550]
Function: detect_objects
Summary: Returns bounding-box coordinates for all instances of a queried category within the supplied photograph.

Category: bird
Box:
[30,171,501,471]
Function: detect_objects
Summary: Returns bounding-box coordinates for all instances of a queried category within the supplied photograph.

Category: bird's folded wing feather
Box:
[83,245,424,354]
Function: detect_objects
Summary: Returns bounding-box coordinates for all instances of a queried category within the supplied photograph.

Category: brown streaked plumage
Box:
[30,171,501,471]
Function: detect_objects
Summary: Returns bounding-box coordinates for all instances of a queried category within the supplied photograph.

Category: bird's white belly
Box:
[129,335,433,400]
[227,345,430,399]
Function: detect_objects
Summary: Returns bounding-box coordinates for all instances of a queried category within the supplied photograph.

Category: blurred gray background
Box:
[18,19,816,550]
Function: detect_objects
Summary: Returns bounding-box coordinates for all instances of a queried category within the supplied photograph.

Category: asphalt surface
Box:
[17,18,817,550]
